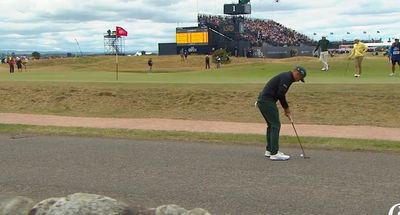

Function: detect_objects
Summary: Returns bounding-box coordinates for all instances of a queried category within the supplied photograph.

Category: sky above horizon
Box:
[1,0,399,53]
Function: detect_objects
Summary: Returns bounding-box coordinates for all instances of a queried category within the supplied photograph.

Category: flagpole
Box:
[116,50,119,81]
[115,26,127,81]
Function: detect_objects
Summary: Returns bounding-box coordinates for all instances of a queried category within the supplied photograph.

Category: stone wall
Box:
[0,193,211,215]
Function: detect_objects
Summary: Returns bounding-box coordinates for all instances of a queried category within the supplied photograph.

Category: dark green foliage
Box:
[32,51,41,60]
[212,49,231,64]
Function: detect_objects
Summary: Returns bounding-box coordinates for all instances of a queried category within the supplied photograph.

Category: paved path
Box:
[0,135,399,214]
[1,113,400,141]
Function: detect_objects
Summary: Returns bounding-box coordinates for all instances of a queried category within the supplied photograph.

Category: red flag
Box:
[116,26,128,37]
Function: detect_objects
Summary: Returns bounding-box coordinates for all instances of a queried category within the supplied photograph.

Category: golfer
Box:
[314,36,330,71]
[348,38,367,78]
[256,66,306,161]
[389,38,400,76]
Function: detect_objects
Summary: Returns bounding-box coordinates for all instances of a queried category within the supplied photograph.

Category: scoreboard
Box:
[176,27,209,45]
[223,3,251,15]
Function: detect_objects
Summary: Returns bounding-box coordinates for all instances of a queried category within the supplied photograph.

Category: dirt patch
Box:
[1,113,399,141]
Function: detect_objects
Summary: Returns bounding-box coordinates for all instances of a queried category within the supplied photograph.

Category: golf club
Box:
[288,115,310,159]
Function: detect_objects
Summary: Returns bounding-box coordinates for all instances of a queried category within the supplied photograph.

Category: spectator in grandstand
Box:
[389,38,400,76]
[147,58,153,72]
[205,55,210,69]
[255,66,307,161]
[348,38,368,78]
[314,36,330,71]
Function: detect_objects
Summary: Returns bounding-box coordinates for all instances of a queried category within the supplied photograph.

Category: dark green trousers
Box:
[257,100,281,154]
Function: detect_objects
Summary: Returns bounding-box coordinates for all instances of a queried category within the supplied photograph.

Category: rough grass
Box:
[0,82,399,127]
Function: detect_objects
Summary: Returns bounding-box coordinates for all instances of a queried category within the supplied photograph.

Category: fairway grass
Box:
[1,55,399,84]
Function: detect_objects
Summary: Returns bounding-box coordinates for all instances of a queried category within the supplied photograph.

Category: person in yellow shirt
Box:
[348,38,368,77]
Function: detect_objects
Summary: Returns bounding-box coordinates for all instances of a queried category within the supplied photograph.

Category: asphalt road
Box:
[0,134,399,215]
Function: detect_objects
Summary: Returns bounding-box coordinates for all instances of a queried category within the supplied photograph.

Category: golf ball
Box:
[300,154,304,157]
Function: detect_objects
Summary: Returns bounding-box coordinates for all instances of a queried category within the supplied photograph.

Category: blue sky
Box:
[1,0,399,53]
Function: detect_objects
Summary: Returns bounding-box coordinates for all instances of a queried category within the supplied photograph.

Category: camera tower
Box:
[104,29,125,55]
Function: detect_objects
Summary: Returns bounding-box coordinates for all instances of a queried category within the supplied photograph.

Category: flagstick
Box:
[115,26,127,81]
[115,51,119,81]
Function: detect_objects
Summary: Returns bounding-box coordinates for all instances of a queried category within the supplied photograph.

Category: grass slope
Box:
[1,124,400,152]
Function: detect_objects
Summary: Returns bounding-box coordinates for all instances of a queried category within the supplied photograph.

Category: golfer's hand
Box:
[284,108,291,117]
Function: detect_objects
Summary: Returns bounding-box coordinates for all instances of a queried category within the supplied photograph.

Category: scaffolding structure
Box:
[104,31,125,55]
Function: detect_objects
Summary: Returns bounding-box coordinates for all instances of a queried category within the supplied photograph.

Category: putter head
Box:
[300,154,310,159]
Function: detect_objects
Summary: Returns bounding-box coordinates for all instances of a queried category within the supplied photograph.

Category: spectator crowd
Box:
[2,55,28,73]
[242,18,313,46]
[198,14,313,47]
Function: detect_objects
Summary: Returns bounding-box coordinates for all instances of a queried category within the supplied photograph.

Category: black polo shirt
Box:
[257,71,294,109]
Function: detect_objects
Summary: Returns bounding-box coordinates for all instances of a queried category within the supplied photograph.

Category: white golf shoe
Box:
[270,151,290,161]
[265,150,271,157]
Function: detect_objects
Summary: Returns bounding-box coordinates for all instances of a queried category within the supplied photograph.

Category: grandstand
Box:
[198,14,313,47]
[158,1,315,58]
